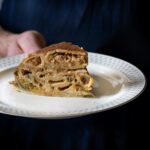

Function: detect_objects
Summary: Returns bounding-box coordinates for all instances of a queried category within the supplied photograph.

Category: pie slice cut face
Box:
[11,42,94,97]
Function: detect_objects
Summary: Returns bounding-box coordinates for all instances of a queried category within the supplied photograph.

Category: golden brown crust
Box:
[36,42,87,56]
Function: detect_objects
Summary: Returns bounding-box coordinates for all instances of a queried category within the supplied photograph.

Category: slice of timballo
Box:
[11,42,94,97]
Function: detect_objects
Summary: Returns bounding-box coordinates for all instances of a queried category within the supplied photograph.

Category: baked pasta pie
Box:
[11,42,94,97]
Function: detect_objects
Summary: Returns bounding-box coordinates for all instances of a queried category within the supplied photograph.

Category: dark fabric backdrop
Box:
[0,0,149,150]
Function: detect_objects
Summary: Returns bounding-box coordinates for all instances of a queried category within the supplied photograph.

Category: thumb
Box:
[17,31,46,53]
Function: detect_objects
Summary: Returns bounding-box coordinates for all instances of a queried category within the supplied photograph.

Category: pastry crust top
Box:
[36,42,87,56]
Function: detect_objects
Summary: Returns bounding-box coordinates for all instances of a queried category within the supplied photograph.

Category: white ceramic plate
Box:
[0,53,146,119]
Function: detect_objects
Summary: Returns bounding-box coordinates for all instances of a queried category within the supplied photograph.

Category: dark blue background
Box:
[0,0,149,149]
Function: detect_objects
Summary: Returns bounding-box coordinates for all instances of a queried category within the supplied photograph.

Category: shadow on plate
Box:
[92,74,124,98]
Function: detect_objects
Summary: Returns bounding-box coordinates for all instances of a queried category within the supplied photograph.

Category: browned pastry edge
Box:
[36,42,87,56]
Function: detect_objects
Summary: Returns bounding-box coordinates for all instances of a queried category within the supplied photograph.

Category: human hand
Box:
[0,28,46,57]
